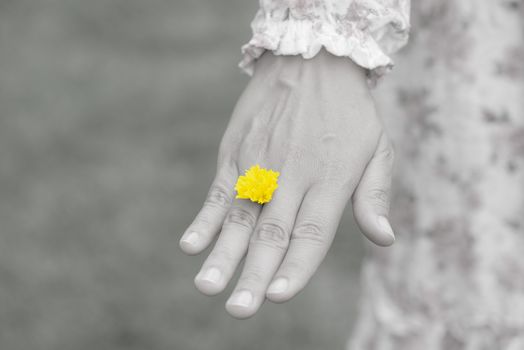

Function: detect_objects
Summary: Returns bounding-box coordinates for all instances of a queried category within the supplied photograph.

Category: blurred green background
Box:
[0,1,366,349]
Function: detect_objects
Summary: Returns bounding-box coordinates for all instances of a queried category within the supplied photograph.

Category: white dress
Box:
[240,1,524,349]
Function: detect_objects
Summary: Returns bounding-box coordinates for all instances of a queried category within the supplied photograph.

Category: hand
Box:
[180,49,395,319]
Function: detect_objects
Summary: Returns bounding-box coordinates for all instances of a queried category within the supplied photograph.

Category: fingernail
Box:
[180,231,199,246]
[197,267,221,285]
[227,290,253,308]
[377,216,395,240]
[267,278,288,295]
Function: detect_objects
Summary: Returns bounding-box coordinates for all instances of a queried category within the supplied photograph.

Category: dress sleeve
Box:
[239,0,411,85]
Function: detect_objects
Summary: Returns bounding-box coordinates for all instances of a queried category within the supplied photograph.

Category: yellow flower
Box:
[235,164,280,204]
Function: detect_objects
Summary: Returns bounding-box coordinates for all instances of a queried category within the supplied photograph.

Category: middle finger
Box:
[225,177,306,319]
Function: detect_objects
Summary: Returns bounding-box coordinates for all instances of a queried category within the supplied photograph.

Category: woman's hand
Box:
[180,49,395,319]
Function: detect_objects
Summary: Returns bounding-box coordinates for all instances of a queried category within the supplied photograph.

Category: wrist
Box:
[252,48,369,93]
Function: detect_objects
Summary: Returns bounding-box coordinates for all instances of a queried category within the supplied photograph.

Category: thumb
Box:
[352,133,396,246]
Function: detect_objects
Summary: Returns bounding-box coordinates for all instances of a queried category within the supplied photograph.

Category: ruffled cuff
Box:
[239,0,410,86]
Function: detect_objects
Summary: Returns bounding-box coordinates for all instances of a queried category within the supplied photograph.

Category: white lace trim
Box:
[238,0,410,86]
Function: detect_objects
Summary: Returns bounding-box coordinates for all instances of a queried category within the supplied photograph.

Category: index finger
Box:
[179,163,237,255]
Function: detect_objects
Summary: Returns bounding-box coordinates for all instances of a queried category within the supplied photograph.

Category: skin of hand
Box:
[180,49,396,319]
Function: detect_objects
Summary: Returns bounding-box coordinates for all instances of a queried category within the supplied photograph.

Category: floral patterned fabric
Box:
[349,1,524,349]
[242,1,524,349]
[239,0,410,85]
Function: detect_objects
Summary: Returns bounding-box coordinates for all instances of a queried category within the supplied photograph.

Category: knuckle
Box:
[383,144,395,162]
[291,220,327,245]
[205,185,232,209]
[282,142,307,168]
[317,160,356,191]
[218,140,231,157]
[209,247,234,265]
[224,207,257,230]
[251,220,290,250]
[379,140,395,164]
[216,156,237,177]
[218,131,241,154]
[282,259,306,275]
[192,214,211,227]
[238,267,264,285]
[366,188,390,209]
